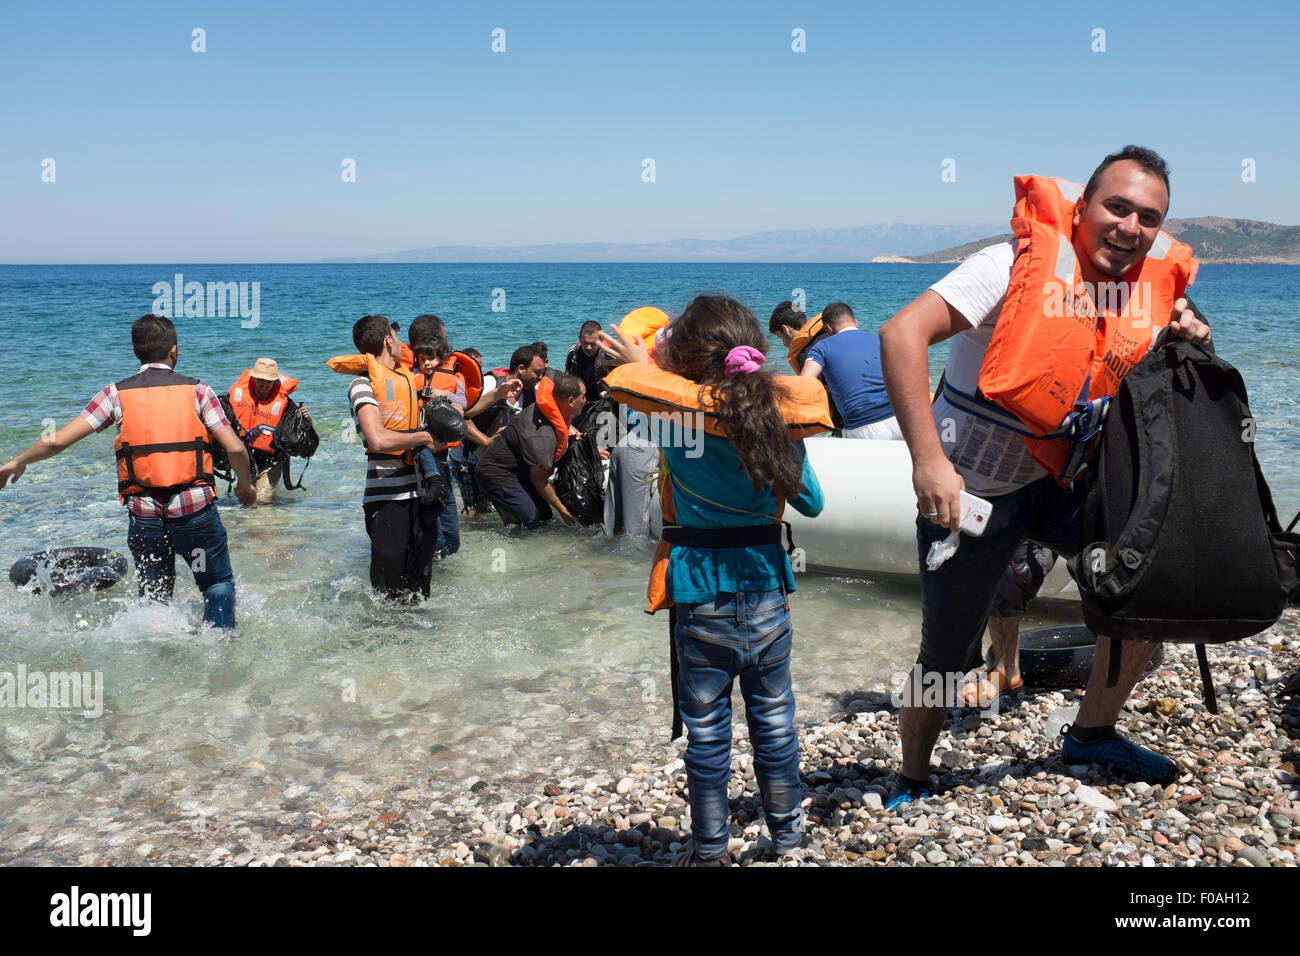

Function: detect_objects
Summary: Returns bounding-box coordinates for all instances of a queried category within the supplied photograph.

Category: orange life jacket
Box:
[414,352,484,407]
[533,375,570,464]
[114,367,215,503]
[619,306,672,360]
[603,363,832,440]
[945,175,1198,485]
[326,352,421,462]
[228,369,299,454]
[450,351,484,409]
[399,342,415,372]
[604,362,832,612]
[785,312,827,372]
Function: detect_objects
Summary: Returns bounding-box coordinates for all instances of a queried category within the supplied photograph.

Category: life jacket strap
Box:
[661,524,783,548]
[941,381,1110,487]
[940,381,1070,439]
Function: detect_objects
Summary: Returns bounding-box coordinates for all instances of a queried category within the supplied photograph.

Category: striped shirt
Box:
[80,363,229,518]
[348,377,419,503]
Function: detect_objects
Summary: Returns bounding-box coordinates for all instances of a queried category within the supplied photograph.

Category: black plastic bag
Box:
[573,396,617,448]
[272,398,320,458]
[553,433,605,526]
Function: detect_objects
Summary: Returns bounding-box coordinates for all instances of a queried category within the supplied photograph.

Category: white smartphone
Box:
[959,491,993,537]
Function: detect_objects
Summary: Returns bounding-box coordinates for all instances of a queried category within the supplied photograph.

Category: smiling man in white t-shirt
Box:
[878,147,1212,809]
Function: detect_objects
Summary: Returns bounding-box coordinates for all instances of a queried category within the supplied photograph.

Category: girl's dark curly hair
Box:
[657,294,803,500]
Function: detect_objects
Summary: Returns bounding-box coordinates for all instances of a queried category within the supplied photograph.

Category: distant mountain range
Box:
[322,217,1300,265]
[320,224,1005,263]
[876,217,1300,265]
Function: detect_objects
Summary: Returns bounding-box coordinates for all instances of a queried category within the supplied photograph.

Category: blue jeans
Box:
[126,502,236,629]
[415,448,461,557]
[435,452,460,555]
[674,589,803,859]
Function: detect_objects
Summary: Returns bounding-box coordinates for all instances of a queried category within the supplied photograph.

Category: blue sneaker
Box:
[1061,725,1177,785]
[883,780,931,812]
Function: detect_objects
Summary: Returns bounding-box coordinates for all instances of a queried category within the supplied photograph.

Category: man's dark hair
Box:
[554,373,584,402]
[579,320,601,337]
[530,341,548,361]
[822,302,856,329]
[409,314,450,362]
[461,347,482,363]
[769,301,803,334]
[1084,146,1171,206]
[353,314,392,356]
[132,314,177,363]
[509,344,538,372]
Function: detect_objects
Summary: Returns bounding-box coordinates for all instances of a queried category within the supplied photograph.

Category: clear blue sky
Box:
[2,0,1297,262]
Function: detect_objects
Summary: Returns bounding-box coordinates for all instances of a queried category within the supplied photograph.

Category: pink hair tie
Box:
[724,345,765,377]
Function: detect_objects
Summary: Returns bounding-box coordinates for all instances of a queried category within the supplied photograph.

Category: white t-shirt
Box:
[928,242,1047,496]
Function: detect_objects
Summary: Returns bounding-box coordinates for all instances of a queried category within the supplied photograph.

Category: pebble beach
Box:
[7,610,1296,868]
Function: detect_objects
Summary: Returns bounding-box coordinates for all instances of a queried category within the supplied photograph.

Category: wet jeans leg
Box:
[127,512,177,604]
[674,605,737,860]
[736,597,803,852]
[435,452,460,555]
[171,504,236,629]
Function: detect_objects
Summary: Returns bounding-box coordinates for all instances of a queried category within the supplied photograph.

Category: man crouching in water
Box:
[474,374,587,528]
[878,147,1211,809]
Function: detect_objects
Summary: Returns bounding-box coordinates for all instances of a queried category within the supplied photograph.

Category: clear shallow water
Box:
[0,263,1295,858]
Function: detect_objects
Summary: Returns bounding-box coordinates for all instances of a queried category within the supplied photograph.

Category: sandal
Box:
[958,668,1023,708]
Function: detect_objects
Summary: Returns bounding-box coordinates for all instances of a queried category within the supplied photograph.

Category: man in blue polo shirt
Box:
[799,302,901,439]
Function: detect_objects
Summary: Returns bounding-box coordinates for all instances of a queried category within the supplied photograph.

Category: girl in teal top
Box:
[604,294,824,866]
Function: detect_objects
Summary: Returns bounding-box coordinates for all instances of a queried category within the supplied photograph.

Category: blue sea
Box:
[0,262,1296,862]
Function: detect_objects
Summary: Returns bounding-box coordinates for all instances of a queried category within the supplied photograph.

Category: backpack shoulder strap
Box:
[1075,352,1177,600]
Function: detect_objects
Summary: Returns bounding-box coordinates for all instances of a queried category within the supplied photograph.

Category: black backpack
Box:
[211,394,245,481]
[270,397,319,490]
[272,398,319,459]
[1068,334,1300,710]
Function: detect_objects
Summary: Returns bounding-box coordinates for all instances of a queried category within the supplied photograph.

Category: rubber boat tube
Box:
[9,548,129,597]
[1017,625,1164,688]
[784,436,1077,597]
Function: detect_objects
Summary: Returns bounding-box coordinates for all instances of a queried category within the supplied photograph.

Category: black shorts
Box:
[915,476,1083,676]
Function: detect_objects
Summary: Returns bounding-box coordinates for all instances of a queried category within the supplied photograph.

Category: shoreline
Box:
[19,611,1292,868]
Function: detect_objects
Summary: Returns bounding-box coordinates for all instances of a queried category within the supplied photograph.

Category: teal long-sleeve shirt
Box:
[658,424,824,604]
